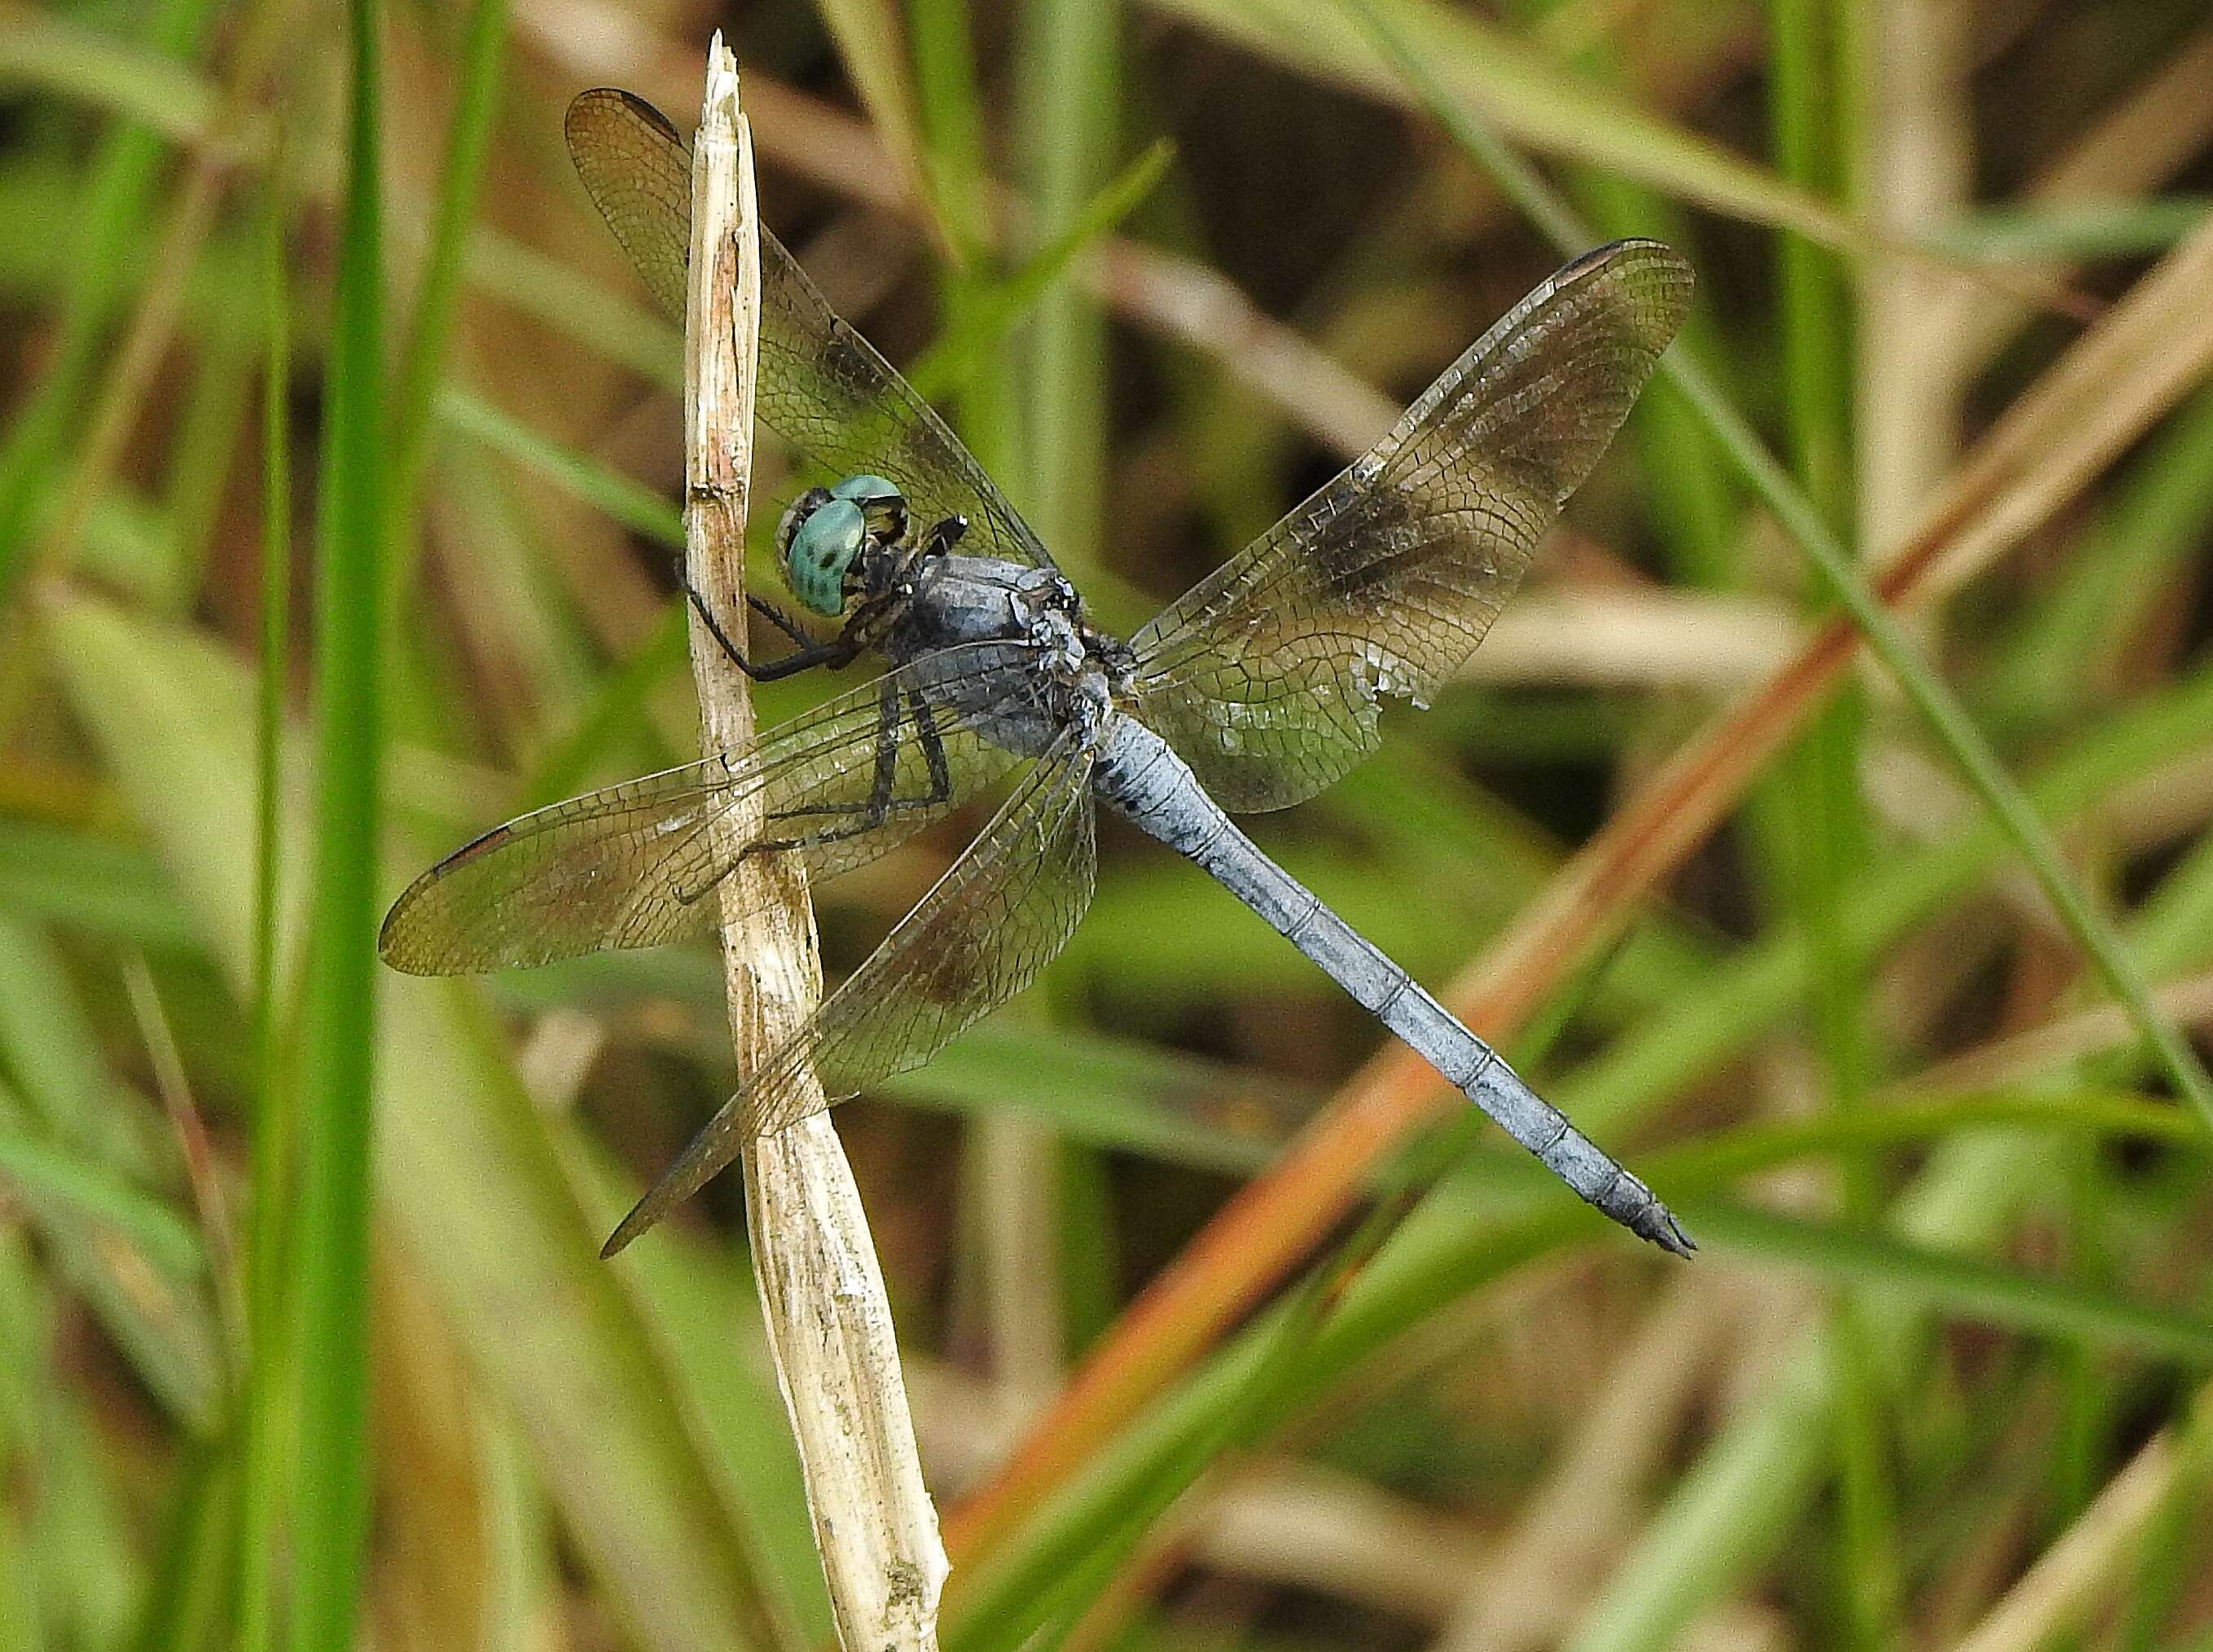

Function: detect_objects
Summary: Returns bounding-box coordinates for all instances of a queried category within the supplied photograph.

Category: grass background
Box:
[4,0,2213,1647]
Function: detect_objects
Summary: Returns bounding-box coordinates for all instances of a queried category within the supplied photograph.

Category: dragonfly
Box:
[380,88,1697,1260]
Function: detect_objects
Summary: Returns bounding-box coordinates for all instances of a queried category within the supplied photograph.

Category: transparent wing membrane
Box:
[564,88,1056,570]
[1129,240,1693,812]
[502,99,1696,1259]
[602,739,1099,1254]
[378,645,1038,975]
[563,87,692,323]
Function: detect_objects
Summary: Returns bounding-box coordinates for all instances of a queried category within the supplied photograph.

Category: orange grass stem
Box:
[942,213,2213,1576]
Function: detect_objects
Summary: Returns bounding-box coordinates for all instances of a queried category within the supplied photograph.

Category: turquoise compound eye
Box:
[784,497,865,616]
[829,472,907,544]
[829,472,900,507]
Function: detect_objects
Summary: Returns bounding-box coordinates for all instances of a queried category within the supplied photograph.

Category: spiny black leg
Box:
[668,686,929,907]
[744,638,859,682]
[909,689,951,797]
[681,578,857,681]
[861,675,904,825]
[680,578,751,669]
[736,688,957,860]
[747,594,818,649]
[742,771,956,850]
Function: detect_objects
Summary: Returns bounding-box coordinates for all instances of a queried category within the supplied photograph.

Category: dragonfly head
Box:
[776,474,908,615]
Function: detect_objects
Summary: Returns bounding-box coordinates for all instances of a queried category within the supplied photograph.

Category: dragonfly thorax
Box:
[776,473,910,615]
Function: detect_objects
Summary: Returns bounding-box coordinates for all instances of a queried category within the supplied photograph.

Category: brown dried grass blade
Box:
[678,39,947,1651]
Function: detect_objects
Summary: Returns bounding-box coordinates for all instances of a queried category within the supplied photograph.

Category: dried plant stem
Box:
[1946,1387,2210,1652]
[679,38,946,1652]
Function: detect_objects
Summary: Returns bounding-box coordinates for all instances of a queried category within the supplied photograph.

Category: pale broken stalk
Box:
[680,37,948,1651]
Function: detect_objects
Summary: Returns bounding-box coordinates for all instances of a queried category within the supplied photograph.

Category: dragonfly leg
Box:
[917,512,968,557]
[747,593,818,648]
[681,578,858,680]
[738,680,955,860]
[909,688,953,794]
[674,683,945,909]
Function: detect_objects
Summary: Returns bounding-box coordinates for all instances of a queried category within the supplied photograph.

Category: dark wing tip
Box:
[1569,238,1696,353]
[376,823,516,975]
[598,1214,642,1259]
[599,1091,757,1258]
[600,1176,675,1258]
[375,900,409,969]
[377,881,439,975]
[562,87,614,148]
[564,86,683,146]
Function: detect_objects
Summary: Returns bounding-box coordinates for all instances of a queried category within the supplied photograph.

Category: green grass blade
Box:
[564,1143,834,1641]
[1151,0,1872,251]
[947,1168,1418,1652]
[0,0,226,603]
[1985,384,2213,731]
[388,0,508,542]
[0,920,141,1153]
[1663,351,2213,1119]
[2118,1395,2213,1652]
[813,0,946,251]
[128,1443,232,1652]
[0,1242,148,1648]
[0,1109,201,1273]
[905,139,1173,410]
[463,224,681,390]
[237,117,296,1652]
[911,0,1028,583]
[0,822,199,951]
[516,604,692,808]
[438,389,684,548]
[0,931,222,1425]
[910,0,995,268]
[1767,0,1853,518]
[1559,661,2213,1132]
[1680,1202,2213,1365]
[158,302,255,609]
[0,11,216,142]
[45,591,805,1652]
[1931,197,2211,261]
[1557,767,2213,1652]
[292,0,387,1639]
[1011,0,1121,569]
[952,1087,2171,1652]
[1759,0,1892,1636]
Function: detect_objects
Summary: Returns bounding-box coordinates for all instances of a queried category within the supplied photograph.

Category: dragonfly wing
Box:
[379,644,1034,974]
[564,88,1056,571]
[564,87,692,322]
[601,735,1098,1254]
[1128,240,1692,812]
[756,216,1057,570]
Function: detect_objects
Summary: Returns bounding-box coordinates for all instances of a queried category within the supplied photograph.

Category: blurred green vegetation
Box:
[4,1,2213,1649]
